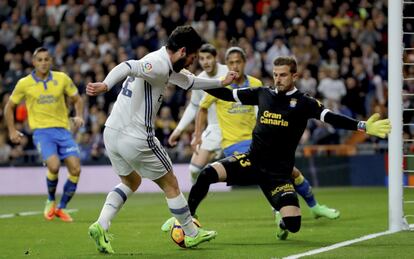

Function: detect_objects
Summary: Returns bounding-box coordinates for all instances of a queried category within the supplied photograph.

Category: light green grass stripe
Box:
[0,209,78,219]
[282,230,396,259]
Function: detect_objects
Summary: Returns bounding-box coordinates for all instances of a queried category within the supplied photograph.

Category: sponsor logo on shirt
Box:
[227,103,254,114]
[37,95,57,104]
[260,110,288,127]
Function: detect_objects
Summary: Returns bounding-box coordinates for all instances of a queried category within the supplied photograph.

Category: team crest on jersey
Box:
[289,98,297,108]
[143,62,153,72]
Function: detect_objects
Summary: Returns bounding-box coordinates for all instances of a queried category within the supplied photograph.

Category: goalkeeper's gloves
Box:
[357,113,391,138]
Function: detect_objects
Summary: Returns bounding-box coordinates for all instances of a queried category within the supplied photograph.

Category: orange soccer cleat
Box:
[55,208,73,222]
[44,200,56,221]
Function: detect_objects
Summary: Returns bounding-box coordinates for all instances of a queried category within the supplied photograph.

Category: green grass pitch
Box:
[1,187,413,258]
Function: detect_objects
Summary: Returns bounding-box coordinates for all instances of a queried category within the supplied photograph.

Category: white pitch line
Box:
[282,230,396,259]
[0,209,78,219]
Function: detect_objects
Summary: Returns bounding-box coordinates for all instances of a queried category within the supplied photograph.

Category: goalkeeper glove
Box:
[358,113,391,138]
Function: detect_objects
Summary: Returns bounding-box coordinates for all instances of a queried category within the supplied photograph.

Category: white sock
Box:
[166,192,198,237]
[97,183,133,230]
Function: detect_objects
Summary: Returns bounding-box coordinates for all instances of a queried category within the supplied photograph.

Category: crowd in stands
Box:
[0,0,410,165]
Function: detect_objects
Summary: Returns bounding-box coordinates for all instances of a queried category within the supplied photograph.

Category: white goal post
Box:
[388,0,408,232]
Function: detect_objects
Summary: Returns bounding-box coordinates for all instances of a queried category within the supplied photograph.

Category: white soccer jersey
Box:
[104,46,222,139]
[176,63,228,130]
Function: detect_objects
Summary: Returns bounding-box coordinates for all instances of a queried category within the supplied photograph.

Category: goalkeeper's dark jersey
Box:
[234,86,326,181]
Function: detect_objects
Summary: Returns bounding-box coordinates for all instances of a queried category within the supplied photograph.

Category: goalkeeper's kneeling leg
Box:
[282,216,301,233]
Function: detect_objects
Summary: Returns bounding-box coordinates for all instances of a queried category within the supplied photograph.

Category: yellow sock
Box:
[294,174,305,186]
[47,170,58,181]
[68,174,80,183]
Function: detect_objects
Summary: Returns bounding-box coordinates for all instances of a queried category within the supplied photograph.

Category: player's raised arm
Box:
[86,59,163,96]
[169,71,239,90]
[86,61,133,95]
[322,111,391,138]
[204,87,235,101]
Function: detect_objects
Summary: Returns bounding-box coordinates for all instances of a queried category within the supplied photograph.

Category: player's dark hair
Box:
[166,25,202,55]
[199,43,217,56]
[273,56,298,73]
[224,46,246,62]
[33,47,49,58]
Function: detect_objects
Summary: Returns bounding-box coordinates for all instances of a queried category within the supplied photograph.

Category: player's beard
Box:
[172,57,187,73]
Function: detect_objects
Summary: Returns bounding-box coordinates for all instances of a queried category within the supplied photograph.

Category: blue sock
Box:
[59,177,78,209]
[294,177,317,208]
[46,171,58,201]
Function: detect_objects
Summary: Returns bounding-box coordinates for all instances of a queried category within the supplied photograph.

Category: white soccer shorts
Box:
[103,127,173,180]
[200,124,222,151]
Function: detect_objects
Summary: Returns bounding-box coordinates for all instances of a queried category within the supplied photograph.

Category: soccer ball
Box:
[170,218,201,248]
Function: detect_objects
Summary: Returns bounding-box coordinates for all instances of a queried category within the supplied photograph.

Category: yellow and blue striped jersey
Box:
[10,70,78,130]
[200,75,262,149]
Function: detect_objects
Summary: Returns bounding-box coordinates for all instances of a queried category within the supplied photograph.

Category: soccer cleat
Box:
[184,228,217,248]
[161,216,176,232]
[44,200,56,221]
[88,222,114,254]
[310,204,340,219]
[275,211,288,240]
[55,208,73,222]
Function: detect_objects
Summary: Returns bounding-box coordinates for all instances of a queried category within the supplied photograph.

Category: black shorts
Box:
[219,152,299,210]
[220,153,260,186]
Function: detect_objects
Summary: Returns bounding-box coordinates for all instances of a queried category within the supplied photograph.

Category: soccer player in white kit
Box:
[168,44,228,184]
[85,26,238,253]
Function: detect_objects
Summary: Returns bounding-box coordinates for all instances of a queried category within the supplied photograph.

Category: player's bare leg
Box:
[89,171,140,254]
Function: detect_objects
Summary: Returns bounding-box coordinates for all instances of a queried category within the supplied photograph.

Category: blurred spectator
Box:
[342,77,365,118]
[265,36,290,75]
[297,68,317,97]
[4,60,24,93]
[318,68,346,113]
[78,131,92,162]
[0,21,15,50]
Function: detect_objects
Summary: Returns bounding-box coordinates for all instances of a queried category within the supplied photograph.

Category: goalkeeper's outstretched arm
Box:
[204,88,235,101]
[324,112,391,139]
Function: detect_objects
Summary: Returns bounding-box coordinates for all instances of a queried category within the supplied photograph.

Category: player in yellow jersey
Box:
[189,47,339,220]
[192,47,261,157]
[5,47,84,222]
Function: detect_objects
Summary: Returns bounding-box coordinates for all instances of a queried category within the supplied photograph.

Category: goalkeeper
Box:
[173,56,391,240]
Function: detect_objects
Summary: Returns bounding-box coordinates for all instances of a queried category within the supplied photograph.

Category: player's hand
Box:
[168,128,182,147]
[70,116,84,130]
[221,71,239,86]
[9,130,24,144]
[86,82,108,96]
[191,135,202,155]
[365,113,391,138]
